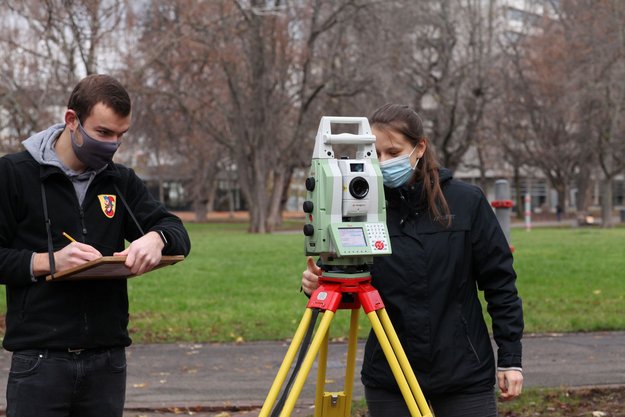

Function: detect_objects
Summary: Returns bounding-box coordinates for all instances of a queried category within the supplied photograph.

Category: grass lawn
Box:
[0,223,624,343]
[510,227,625,333]
[125,223,308,343]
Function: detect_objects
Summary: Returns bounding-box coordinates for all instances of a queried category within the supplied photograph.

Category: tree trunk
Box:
[248,170,270,233]
[557,188,566,214]
[575,164,592,215]
[267,170,288,232]
[194,199,208,222]
[601,177,614,228]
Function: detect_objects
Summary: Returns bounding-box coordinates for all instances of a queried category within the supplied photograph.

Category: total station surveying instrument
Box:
[259,117,432,417]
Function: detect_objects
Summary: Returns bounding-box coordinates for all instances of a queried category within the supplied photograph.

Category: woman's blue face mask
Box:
[379,146,419,188]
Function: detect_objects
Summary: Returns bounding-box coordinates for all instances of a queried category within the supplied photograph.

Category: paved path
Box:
[0,331,624,414]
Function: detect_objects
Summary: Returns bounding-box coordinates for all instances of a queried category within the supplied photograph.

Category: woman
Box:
[302,104,523,416]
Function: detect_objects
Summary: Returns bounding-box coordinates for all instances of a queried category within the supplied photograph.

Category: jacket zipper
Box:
[56,174,89,240]
[398,191,418,225]
[79,205,88,240]
[65,176,90,334]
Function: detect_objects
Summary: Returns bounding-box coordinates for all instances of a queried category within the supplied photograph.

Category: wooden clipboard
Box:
[45,255,185,282]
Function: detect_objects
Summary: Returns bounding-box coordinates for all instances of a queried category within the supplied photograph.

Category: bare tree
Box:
[119,0,375,230]
[154,0,372,232]
[490,3,588,217]
[526,0,625,226]
[562,0,625,227]
[360,0,498,171]
[124,1,226,221]
[0,0,129,148]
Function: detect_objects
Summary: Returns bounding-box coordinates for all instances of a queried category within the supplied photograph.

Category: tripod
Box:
[259,273,432,417]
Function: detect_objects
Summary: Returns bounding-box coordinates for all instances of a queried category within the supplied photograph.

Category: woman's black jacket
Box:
[361,168,523,396]
[0,151,191,351]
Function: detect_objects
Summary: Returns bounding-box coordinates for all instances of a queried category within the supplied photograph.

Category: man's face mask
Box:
[70,121,120,170]
[379,146,419,188]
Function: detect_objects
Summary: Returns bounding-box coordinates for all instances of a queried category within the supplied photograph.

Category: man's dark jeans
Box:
[6,347,126,417]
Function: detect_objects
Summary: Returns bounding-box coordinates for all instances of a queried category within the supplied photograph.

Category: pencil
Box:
[62,232,77,243]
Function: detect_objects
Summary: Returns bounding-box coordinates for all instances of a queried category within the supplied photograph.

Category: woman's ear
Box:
[415,138,428,159]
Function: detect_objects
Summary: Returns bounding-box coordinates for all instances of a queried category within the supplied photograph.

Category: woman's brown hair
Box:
[370,103,451,225]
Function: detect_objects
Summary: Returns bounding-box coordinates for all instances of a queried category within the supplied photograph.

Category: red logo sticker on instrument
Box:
[374,241,385,250]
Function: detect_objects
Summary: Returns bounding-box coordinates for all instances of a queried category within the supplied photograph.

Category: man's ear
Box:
[64,109,79,130]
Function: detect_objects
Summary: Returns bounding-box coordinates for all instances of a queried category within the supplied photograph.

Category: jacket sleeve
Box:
[0,157,37,287]
[119,167,191,257]
[470,191,523,368]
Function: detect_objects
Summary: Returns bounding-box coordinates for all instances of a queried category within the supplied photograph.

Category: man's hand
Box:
[302,256,322,295]
[33,242,102,276]
[498,369,523,401]
[114,231,164,276]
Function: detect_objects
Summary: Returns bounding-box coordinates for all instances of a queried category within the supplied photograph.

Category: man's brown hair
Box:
[67,74,131,123]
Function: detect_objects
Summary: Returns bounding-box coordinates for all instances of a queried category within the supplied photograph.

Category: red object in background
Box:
[491,200,514,209]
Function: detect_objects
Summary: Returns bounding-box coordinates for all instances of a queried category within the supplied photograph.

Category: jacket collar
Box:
[385,168,452,209]
[38,160,122,181]
[384,168,453,226]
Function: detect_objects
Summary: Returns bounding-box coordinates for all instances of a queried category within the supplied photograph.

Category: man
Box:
[0,74,191,416]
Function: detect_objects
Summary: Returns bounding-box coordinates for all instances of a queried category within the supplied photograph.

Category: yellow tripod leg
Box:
[378,308,432,417]
[315,308,359,417]
[259,308,313,417]
[280,310,336,417]
[313,329,329,417]
[366,311,426,417]
[343,308,360,417]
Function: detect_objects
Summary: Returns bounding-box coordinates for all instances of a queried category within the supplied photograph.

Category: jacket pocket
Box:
[460,315,481,364]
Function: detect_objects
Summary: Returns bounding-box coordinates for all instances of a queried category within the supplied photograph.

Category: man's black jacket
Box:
[361,169,523,396]
[0,151,191,351]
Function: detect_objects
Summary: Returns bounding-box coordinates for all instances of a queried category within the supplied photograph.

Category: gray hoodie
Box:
[22,123,102,205]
